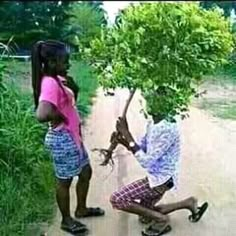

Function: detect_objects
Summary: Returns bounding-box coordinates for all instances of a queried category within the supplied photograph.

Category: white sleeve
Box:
[134,128,177,169]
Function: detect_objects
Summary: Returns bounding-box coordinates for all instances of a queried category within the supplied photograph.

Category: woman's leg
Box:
[57,178,88,234]
[56,178,73,225]
[46,130,88,233]
[75,164,92,215]
[75,164,105,217]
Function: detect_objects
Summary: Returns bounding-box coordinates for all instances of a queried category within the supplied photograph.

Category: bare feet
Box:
[187,197,198,215]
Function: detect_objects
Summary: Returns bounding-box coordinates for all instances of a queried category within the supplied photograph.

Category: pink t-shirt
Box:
[39,76,82,147]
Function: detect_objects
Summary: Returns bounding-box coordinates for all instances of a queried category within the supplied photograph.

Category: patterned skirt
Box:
[45,129,89,179]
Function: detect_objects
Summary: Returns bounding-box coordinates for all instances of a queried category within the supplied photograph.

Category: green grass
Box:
[70,61,98,118]
[220,63,236,81]
[210,64,236,85]
[196,63,236,120]
[0,80,55,236]
[197,99,236,120]
[0,60,98,235]
[2,60,31,88]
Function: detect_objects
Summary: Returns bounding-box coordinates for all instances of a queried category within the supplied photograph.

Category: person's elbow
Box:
[36,109,48,123]
[35,103,51,123]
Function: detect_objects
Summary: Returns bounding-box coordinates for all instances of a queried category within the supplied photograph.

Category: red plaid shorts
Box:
[110,177,173,210]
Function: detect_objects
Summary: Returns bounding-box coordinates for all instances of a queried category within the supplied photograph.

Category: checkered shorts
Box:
[110,177,173,210]
[45,129,89,179]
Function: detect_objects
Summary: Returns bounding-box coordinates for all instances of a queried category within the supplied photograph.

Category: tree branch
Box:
[92,89,136,166]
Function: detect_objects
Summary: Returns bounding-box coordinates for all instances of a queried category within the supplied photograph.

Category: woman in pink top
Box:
[31,40,104,235]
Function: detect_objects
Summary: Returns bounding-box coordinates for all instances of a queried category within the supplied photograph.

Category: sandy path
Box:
[48,88,236,236]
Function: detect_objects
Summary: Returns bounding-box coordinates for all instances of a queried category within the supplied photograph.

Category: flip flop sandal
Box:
[189,202,209,223]
[75,207,105,218]
[61,221,88,235]
[142,224,172,236]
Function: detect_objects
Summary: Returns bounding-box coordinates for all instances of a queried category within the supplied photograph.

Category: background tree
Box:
[64,2,107,49]
[200,1,236,17]
[0,1,107,51]
[86,0,108,25]
[0,1,71,50]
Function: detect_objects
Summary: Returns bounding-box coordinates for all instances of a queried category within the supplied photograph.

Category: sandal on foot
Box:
[189,202,208,223]
[61,221,88,235]
[142,224,172,236]
[75,207,105,218]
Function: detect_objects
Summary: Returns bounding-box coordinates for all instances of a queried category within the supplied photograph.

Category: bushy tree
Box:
[83,2,233,165]
[86,3,233,119]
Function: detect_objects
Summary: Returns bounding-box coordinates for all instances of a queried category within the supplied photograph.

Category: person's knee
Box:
[110,191,126,210]
[57,178,72,189]
[110,192,120,209]
[79,164,92,183]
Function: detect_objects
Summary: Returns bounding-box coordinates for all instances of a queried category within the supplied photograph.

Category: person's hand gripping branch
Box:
[115,117,140,154]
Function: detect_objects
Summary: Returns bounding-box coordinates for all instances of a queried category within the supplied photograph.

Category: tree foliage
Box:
[86,0,107,25]
[0,1,71,48]
[200,1,236,17]
[64,2,107,48]
[0,1,107,50]
[84,3,233,120]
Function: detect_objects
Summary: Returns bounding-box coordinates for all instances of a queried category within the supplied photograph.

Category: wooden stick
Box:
[93,89,136,166]
[121,89,136,117]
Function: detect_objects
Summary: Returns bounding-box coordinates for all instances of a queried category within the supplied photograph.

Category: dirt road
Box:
[48,88,236,236]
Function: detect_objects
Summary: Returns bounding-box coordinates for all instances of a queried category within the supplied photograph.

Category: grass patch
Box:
[2,60,31,89]
[70,61,98,118]
[0,80,55,236]
[208,64,236,85]
[0,60,98,235]
[197,64,236,120]
[202,73,236,89]
[197,98,236,120]
[221,63,236,81]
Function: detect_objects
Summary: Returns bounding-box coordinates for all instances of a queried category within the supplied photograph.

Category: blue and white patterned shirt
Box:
[135,119,180,189]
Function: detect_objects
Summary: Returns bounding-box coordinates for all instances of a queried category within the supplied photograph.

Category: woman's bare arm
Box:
[36,101,66,125]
